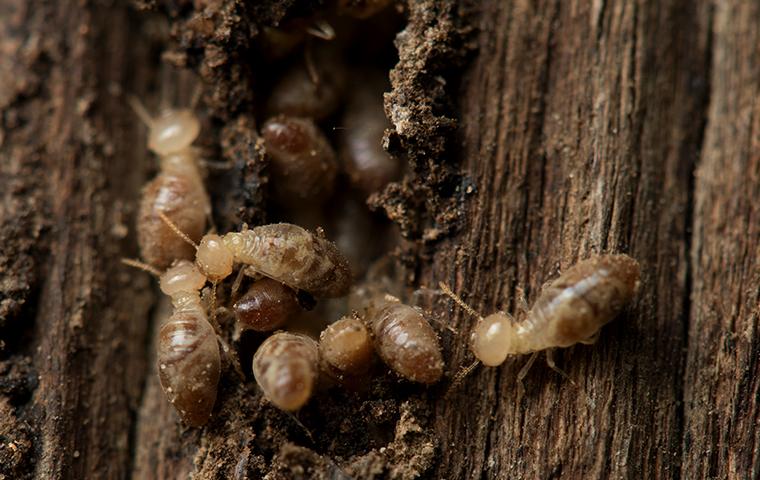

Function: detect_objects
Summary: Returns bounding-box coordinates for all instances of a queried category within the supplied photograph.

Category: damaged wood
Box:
[0,0,757,479]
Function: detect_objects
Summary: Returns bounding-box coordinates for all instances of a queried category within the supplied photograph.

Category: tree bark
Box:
[0,1,757,479]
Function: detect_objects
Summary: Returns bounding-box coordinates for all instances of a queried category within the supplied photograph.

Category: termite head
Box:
[159,260,207,296]
[196,234,234,282]
[148,109,200,156]
[470,313,517,367]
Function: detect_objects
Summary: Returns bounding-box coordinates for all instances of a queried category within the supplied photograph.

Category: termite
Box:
[159,213,352,298]
[260,115,338,207]
[365,295,444,384]
[252,332,319,411]
[233,278,303,332]
[155,260,221,427]
[266,50,345,120]
[440,254,640,383]
[339,74,400,195]
[130,97,211,268]
[319,315,375,384]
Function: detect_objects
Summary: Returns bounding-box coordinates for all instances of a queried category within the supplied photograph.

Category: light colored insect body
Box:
[448,254,641,367]
[367,297,444,384]
[156,261,220,427]
[222,224,351,298]
[253,332,319,411]
[133,100,210,268]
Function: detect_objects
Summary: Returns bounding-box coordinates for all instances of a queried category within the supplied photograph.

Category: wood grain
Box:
[1,0,759,479]
[427,1,711,478]
[682,2,760,478]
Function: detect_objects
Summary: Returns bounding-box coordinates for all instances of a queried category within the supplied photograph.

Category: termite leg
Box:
[578,332,600,345]
[516,351,539,403]
[515,286,530,315]
[230,267,247,299]
[545,349,577,387]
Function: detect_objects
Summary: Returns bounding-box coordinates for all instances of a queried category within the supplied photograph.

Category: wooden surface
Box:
[0,0,758,479]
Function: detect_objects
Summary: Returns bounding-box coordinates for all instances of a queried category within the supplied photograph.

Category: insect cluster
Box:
[126,2,642,429]
[125,3,449,427]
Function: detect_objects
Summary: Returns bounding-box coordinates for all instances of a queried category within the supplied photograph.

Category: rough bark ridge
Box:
[0,0,758,479]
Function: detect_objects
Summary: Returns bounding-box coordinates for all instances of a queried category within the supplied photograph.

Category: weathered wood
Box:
[427,1,710,478]
[1,0,758,479]
[0,2,156,479]
[682,2,760,478]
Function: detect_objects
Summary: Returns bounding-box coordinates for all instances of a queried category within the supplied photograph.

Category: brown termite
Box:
[159,213,352,298]
[319,315,375,384]
[365,295,444,384]
[260,115,338,207]
[339,73,401,195]
[440,254,640,385]
[153,259,221,427]
[130,97,211,268]
[257,18,336,60]
[233,278,303,332]
[252,332,320,411]
[266,50,345,120]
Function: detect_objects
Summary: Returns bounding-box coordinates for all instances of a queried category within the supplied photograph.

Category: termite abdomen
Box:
[252,332,319,411]
[138,169,208,268]
[319,316,374,382]
[455,254,641,366]
[261,115,338,206]
[340,75,400,195]
[222,224,352,298]
[368,298,443,384]
[157,312,221,427]
[529,254,640,348]
[266,58,345,120]
[233,279,302,332]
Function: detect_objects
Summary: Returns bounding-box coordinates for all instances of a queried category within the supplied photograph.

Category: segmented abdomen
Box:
[138,172,208,268]
[519,254,640,351]
[157,310,220,427]
[224,224,351,297]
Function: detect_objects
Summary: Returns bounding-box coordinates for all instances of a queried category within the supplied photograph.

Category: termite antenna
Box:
[127,95,155,128]
[285,412,315,445]
[446,359,480,396]
[121,258,161,277]
[438,282,484,321]
[158,211,199,249]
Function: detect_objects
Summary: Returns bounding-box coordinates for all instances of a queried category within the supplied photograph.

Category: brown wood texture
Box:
[682,2,760,478]
[428,0,710,478]
[0,0,758,479]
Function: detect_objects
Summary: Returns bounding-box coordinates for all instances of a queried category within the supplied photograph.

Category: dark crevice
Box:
[677,1,715,479]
